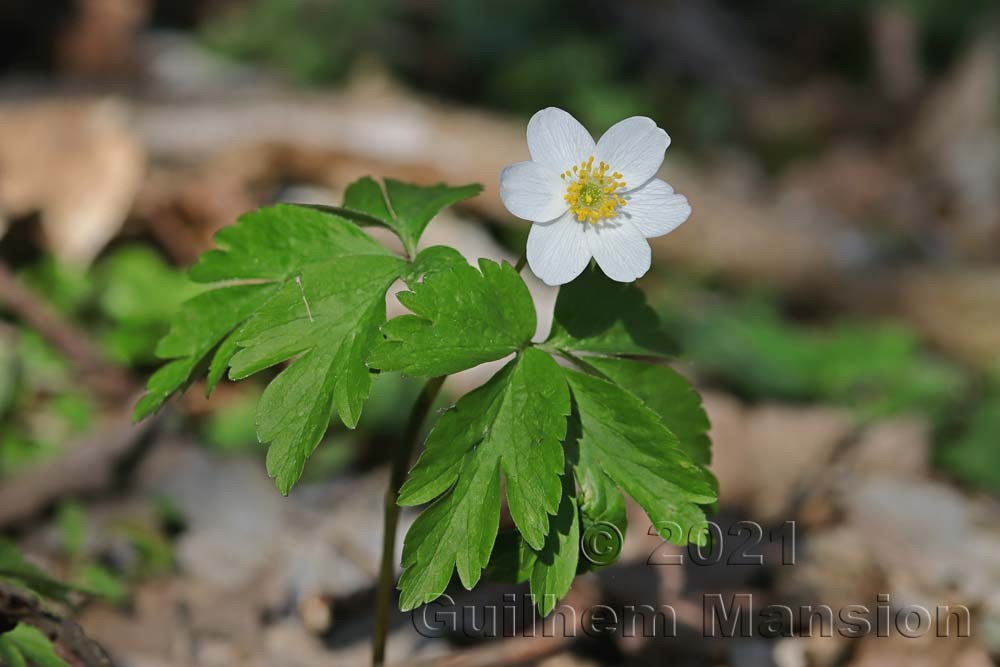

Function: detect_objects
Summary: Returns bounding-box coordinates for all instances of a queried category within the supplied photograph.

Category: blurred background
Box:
[0,1,999,665]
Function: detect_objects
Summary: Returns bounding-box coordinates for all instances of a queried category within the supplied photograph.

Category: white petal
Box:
[596,117,670,190]
[620,179,691,238]
[588,218,651,283]
[527,107,596,171]
[500,161,568,222]
[526,213,592,286]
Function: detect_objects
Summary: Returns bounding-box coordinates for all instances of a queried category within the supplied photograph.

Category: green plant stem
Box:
[514,253,527,273]
[372,375,446,666]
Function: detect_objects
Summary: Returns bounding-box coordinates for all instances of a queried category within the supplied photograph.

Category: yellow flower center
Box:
[561,156,627,224]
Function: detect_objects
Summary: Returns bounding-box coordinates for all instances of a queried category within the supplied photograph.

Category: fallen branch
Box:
[0,581,114,667]
[0,405,159,528]
[395,633,569,667]
[386,582,598,667]
[0,260,133,399]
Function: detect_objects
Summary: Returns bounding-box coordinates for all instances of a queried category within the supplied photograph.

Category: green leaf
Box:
[118,522,174,575]
[405,245,469,281]
[136,204,411,493]
[234,254,405,492]
[485,476,581,616]
[485,532,537,585]
[659,297,963,421]
[93,247,203,365]
[397,348,569,610]
[342,177,483,256]
[0,336,16,419]
[371,259,535,377]
[0,637,27,667]
[189,203,389,283]
[563,368,717,547]
[96,246,201,325]
[2,625,70,667]
[528,474,580,615]
[17,257,92,316]
[938,395,1000,491]
[0,540,73,603]
[564,410,628,568]
[133,283,280,419]
[139,186,483,492]
[546,265,675,357]
[137,202,392,420]
[56,502,87,560]
[206,329,241,395]
[76,563,128,604]
[226,255,402,379]
[583,357,711,465]
[341,176,394,226]
[383,179,482,255]
[397,449,501,612]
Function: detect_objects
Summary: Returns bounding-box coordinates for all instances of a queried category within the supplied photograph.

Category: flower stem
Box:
[514,253,527,273]
[372,375,445,666]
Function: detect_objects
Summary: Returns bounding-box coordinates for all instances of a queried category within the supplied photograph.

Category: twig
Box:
[372,376,446,667]
[0,403,159,528]
[0,581,114,667]
[0,260,132,398]
[393,634,569,667]
[386,583,598,667]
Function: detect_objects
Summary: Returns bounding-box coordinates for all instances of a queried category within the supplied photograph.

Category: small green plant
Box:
[0,541,76,667]
[659,296,965,421]
[56,501,173,606]
[938,390,1000,491]
[0,332,96,477]
[0,624,70,667]
[137,109,716,665]
[1,247,197,477]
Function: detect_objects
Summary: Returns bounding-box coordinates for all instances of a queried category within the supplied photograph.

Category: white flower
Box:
[500,107,691,286]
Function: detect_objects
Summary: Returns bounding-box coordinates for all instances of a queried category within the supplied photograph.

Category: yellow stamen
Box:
[563,155,627,224]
